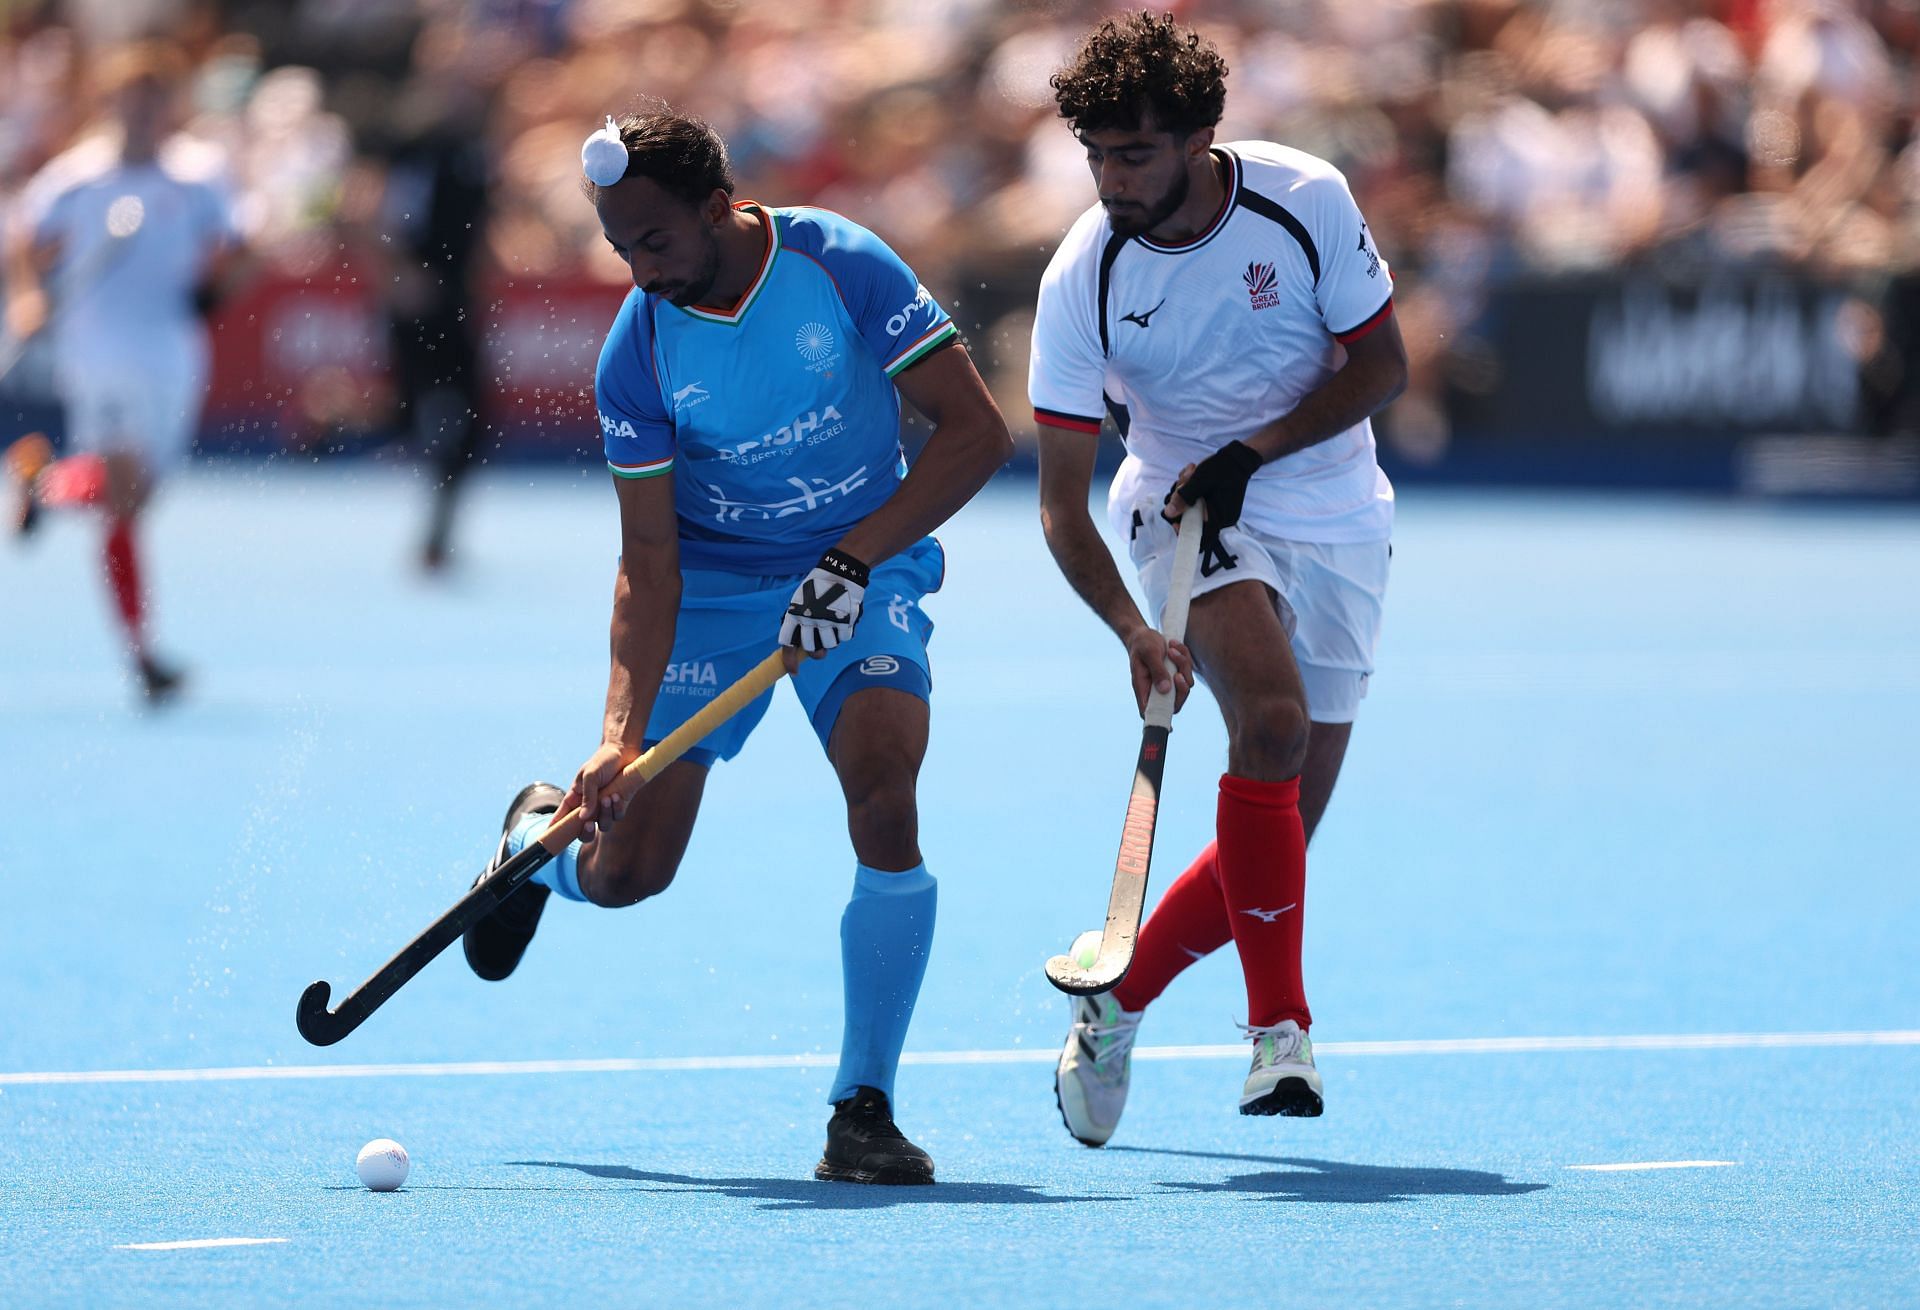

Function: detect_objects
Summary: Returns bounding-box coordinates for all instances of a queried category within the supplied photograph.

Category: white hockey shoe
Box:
[1238,1019,1324,1117]
[1053,931,1144,1147]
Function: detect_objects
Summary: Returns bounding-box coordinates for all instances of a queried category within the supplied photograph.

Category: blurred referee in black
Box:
[376,47,493,572]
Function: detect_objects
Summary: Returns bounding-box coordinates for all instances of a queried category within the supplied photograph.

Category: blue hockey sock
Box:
[830,862,937,1106]
[507,812,587,903]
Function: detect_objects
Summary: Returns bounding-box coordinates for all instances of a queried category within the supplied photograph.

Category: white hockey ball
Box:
[355,1138,410,1192]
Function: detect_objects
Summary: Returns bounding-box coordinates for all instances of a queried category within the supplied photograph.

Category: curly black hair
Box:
[582,109,735,207]
[1050,11,1228,137]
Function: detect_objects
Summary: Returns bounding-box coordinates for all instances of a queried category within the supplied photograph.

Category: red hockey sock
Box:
[104,518,146,652]
[40,454,107,508]
[1110,842,1233,1012]
[1215,773,1311,1030]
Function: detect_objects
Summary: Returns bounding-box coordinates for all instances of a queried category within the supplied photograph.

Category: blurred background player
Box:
[459,111,1011,1185]
[4,39,243,703]
[372,25,495,574]
[1030,13,1408,1144]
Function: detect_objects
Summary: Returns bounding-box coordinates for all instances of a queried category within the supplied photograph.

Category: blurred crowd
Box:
[5,0,1920,448]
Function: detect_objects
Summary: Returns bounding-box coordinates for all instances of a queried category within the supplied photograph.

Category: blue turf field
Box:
[2,468,1917,1307]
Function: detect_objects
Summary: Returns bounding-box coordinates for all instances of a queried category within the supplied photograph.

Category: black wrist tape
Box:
[817,547,871,587]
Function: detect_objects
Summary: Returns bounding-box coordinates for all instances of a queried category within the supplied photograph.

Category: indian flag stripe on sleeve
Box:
[608,454,673,479]
[884,321,959,377]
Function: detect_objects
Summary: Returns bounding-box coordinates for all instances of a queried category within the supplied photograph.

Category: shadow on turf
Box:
[1107,1147,1548,1205]
[509,1161,1131,1210]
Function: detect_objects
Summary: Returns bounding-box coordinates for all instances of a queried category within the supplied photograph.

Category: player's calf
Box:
[6,433,50,539]
[576,850,680,907]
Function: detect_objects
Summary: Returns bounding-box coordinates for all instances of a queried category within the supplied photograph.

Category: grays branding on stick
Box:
[1045,500,1206,996]
[296,648,797,1046]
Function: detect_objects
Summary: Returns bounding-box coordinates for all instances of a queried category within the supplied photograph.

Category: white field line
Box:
[115,1238,288,1252]
[1567,1161,1738,1172]
[3,1029,1917,1089]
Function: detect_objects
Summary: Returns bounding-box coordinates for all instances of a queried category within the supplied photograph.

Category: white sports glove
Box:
[781,547,869,653]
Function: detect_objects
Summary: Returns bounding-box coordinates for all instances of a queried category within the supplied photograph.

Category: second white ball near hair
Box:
[582,114,629,187]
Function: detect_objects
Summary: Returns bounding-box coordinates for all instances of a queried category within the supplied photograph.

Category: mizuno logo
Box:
[1120,298,1166,329]
[1240,904,1297,923]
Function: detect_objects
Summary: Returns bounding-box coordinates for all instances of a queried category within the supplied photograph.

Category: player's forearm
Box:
[1041,499,1150,644]
[5,231,53,291]
[1245,347,1407,464]
[4,237,49,334]
[835,411,1012,567]
[602,554,681,753]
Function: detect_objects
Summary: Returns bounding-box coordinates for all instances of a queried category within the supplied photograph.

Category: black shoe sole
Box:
[814,1159,935,1185]
[1239,1078,1325,1118]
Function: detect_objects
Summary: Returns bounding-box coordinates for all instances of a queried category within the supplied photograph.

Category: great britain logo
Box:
[1244,261,1280,312]
[1358,221,1381,278]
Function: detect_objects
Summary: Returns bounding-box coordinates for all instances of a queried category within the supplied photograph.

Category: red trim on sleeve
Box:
[1333,298,1394,343]
[789,247,843,300]
[1034,408,1102,434]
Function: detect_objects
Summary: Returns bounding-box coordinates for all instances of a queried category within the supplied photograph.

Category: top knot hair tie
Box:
[581,115,629,186]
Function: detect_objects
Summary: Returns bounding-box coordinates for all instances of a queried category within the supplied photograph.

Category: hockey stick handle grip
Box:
[528,647,797,853]
[1143,500,1205,731]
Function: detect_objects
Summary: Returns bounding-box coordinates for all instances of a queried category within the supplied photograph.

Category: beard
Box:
[658,227,723,307]
[1103,167,1191,239]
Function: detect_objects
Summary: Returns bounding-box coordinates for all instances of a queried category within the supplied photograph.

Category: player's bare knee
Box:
[836,729,922,807]
[1230,693,1311,779]
[843,774,920,860]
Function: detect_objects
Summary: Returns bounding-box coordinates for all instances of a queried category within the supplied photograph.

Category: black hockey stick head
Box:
[292,840,561,1047]
[295,980,352,1046]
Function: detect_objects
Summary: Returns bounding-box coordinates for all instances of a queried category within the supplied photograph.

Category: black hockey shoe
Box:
[461,782,563,981]
[136,654,187,706]
[814,1087,935,1185]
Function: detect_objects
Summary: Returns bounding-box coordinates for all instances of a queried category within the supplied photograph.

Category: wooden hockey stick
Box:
[1045,501,1206,996]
